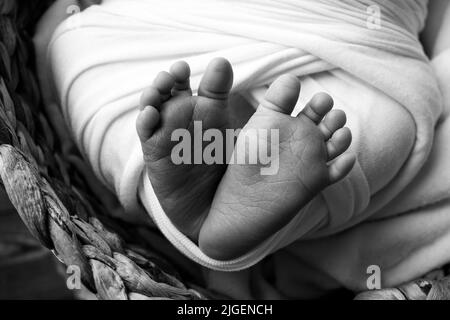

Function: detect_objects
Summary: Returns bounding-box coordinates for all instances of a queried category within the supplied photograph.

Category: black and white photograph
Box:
[1,0,450,305]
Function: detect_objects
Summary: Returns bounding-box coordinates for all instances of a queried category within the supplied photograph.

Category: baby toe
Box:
[328,152,356,183]
[198,57,233,100]
[300,92,334,124]
[140,71,175,109]
[319,109,347,140]
[170,61,192,96]
[136,105,160,142]
[261,74,300,114]
[326,127,352,161]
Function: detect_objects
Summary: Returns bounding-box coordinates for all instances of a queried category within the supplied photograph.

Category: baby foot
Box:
[199,74,356,259]
[136,58,233,240]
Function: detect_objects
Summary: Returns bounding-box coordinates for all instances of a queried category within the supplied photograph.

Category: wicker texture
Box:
[1,0,450,300]
[0,0,205,300]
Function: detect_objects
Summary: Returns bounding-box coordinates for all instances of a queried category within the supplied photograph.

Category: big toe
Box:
[198,57,234,100]
[261,74,300,114]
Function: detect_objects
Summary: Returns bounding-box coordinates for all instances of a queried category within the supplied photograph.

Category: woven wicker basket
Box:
[1,0,450,300]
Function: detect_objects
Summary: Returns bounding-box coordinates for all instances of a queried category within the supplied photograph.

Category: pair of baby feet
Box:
[136,58,355,260]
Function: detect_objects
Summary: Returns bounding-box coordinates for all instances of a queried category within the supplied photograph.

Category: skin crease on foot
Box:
[137,58,356,260]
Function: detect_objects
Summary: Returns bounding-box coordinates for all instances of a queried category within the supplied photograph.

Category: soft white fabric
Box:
[48,0,443,272]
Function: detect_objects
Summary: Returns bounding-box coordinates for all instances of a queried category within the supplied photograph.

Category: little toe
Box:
[170,61,192,96]
[326,127,352,161]
[261,74,300,114]
[319,109,347,140]
[136,105,160,142]
[328,152,356,183]
[140,71,175,110]
[198,57,233,101]
[300,92,334,124]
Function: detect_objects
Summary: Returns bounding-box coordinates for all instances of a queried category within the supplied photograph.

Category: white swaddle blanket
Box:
[49,0,443,271]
